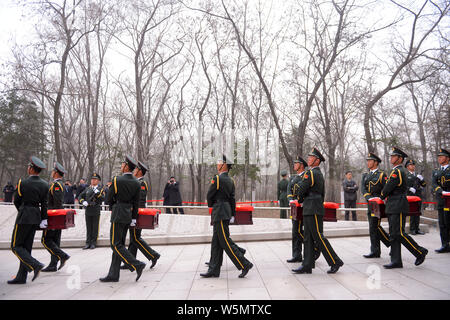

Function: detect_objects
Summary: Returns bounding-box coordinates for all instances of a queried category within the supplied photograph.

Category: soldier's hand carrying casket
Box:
[39,219,48,229]
[230,216,235,224]
[82,201,89,207]
[409,187,416,194]
[130,219,136,227]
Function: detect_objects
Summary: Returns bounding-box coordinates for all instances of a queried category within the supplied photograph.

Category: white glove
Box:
[40,219,48,229]
[130,219,136,227]
[94,188,100,194]
[417,174,424,181]
[409,187,416,194]
[82,201,88,207]
[230,216,235,224]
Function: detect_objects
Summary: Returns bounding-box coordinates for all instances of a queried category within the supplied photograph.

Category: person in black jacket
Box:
[162,177,184,214]
[342,171,359,221]
[8,156,47,284]
[63,180,75,208]
[3,181,14,202]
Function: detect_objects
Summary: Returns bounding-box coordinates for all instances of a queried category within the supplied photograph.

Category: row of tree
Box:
[0,0,448,202]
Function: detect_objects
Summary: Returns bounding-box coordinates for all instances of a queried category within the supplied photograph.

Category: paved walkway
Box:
[1,228,449,300]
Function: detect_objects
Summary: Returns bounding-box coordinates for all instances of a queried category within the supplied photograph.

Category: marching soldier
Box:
[120,161,160,270]
[432,148,450,253]
[200,155,253,278]
[277,170,289,219]
[100,155,146,282]
[41,162,70,272]
[8,156,48,284]
[361,152,390,258]
[292,148,344,274]
[380,147,428,269]
[405,159,426,235]
[79,173,104,249]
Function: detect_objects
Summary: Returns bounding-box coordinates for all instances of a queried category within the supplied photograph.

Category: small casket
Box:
[290,200,303,221]
[136,208,160,229]
[324,202,339,222]
[407,196,422,216]
[209,204,254,225]
[47,209,76,230]
[368,198,386,219]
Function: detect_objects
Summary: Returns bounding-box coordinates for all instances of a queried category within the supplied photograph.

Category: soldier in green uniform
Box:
[405,159,426,235]
[121,161,160,270]
[41,162,70,272]
[292,148,344,274]
[380,147,428,269]
[100,155,146,282]
[278,170,289,219]
[79,173,104,249]
[361,152,390,258]
[200,155,253,278]
[8,156,48,284]
[432,148,450,253]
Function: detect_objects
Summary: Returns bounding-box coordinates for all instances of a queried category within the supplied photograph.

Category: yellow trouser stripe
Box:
[298,220,304,239]
[220,221,244,269]
[41,230,61,260]
[314,215,335,265]
[378,219,390,242]
[133,228,154,259]
[112,223,136,271]
[400,213,422,255]
[11,224,34,271]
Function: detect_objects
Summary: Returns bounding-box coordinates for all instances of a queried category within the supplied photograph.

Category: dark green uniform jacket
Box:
[432,165,450,210]
[361,169,387,201]
[48,179,64,210]
[207,172,236,223]
[287,173,304,202]
[14,176,49,224]
[381,165,409,215]
[79,185,105,216]
[107,173,140,223]
[138,177,149,208]
[406,171,426,197]
[293,167,325,216]
[277,179,289,201]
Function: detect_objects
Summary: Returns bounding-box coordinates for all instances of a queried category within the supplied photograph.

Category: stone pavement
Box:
[1,228,449,300]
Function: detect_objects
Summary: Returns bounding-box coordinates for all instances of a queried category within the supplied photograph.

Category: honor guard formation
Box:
[5,147,450,285]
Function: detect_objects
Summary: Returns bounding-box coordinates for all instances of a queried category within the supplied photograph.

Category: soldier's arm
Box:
[360,174,370,200]
[207,175,219,207]
[380,169,400,200]
[13,179,23,210]
[230,178,236,216]
[108,177,117,210]
[293,171,312,202]
[287,177,296,202]
[431,170,442,197]
[78,188,87,204]
[40,183,49,220]
[53,182,64,208]
[132,183,140,220]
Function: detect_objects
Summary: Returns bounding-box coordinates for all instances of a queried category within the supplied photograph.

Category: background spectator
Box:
[75,178,87,202]
[342,171,359,221]
[3,181,14,202]
[163,176,184,214]
[63,180,75,208]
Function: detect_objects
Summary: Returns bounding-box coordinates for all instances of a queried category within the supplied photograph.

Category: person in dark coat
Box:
[342,171,359,221]
[162,177,184,214]
[3,181,15,202]
[8,156,47,284]
[405,159,426,235]
[75,178,87,202]
[63,180,75,208]
[277,170,289,219]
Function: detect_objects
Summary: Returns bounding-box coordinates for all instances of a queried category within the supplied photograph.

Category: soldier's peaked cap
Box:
[124,155,138,170]
[438,148,450,157]
[219,154,233,169]
[308,147,325,162]
[293,156,308,167]
[390,147,408,159]
[29,156,46,170]
[54,162,67,175]
[91,172,101,180]
[137,161,148,173]
[405,159,416,167]
[366,152,382,163]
